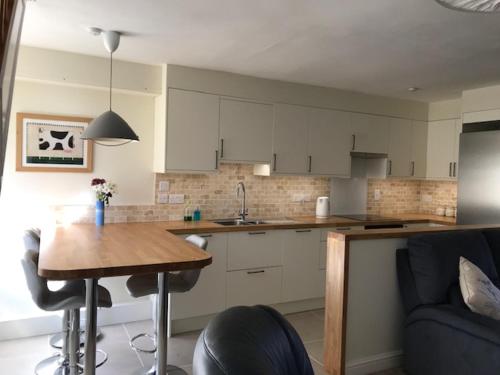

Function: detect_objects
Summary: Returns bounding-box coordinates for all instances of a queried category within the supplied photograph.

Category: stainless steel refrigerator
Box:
[457,121,500,224]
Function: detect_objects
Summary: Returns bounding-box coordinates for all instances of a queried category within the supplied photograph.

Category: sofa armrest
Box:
[407,305,500,346]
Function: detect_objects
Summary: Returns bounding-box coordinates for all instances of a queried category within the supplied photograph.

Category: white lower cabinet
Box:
[282,229,323,302]
[227,230,284,270]
[226,267,282,307]
[171,233,227,320]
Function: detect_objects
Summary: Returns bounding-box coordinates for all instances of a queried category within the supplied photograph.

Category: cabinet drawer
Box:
[226,267,282,307]
[227,230,283,271]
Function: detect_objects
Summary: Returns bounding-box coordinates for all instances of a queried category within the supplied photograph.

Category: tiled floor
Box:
[0,308,404,374]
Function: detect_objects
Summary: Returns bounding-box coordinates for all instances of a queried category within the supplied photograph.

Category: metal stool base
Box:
[50,328,102,349]
[130,333,157,354]
[135,364,187,375]
[34,354,73,375]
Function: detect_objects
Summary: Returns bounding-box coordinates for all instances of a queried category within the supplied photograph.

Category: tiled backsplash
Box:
[155,163,330,220]
[52,165,457,224]
[367,179,457,215]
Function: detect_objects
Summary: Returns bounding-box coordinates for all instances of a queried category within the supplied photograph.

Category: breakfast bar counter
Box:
[39,222,212,375]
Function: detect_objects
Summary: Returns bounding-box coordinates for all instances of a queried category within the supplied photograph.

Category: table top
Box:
[39,222,212,280]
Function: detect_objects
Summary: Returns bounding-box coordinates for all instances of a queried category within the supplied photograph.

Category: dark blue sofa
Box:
[397,229,500,375]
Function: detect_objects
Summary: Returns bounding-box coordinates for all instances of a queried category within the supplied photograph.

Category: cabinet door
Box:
[426,120,456,179]
[171,233,227,320]
[166,89,219,172]
[219,99,274,163]
[273,104,309,174]
[308,108,351,176]
[282,229,322,302]
[453,120,463,178]
[411,121,428,178]
[350,113,390,154]
[387,118,412,177]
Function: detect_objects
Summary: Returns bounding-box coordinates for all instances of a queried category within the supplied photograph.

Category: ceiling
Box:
[20,0,500,102]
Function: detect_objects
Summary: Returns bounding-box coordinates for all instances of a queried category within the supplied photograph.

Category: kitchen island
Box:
[323,223,500,375]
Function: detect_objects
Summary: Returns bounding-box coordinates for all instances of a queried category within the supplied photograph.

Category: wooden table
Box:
[39,223,212,375]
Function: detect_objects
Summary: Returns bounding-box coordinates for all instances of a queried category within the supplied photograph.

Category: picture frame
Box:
[16,112,94,173]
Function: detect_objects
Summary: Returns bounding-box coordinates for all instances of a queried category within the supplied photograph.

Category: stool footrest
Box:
[129,333,157,354]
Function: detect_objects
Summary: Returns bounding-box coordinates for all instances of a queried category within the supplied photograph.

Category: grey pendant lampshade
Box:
[435,0,500,12]
[80,30,139,146]
[81,110,139,143]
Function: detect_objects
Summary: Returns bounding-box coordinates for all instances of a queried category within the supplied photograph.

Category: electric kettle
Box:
[316,196,330,218]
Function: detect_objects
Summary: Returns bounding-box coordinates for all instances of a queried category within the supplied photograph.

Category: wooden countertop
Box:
[162,213,456,235]
[39,222,212,280]
[329,221,500,242]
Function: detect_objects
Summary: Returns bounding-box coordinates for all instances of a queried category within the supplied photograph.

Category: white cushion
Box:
[459,256,500,320]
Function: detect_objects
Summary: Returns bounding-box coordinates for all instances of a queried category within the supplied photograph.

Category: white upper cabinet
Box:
[387,118,412,177]
[350,113,390,154]
[426,119,460,179]
[454,119,463,178]
[273,104,309,174]
[411,121,428,178]
[166,89,220,172]
[219,99,274,163]
[308,108,351,176]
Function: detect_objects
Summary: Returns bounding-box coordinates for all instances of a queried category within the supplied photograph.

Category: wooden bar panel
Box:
[324,234,350,375]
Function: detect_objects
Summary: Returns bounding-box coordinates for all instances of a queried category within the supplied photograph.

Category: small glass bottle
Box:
[193,206,201,221]
[184,206,192,222]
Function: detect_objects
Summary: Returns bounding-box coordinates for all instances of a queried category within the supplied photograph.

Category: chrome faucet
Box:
[236,182,248,221]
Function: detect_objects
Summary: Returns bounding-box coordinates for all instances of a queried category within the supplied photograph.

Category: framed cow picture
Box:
[16,113,93,172]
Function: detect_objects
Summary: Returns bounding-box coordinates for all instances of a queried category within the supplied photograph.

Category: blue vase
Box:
[96,200,105,226]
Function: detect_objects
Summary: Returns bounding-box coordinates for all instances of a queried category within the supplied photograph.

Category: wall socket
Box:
[158,181,170,192]
[168,194,185,204]
[158,193,169,204]
[374,189,381,201]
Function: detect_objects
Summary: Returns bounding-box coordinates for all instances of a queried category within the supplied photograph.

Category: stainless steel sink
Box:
[213,218,297,226]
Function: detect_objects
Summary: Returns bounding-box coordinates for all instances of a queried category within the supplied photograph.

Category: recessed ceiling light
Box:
[408,87,420,92]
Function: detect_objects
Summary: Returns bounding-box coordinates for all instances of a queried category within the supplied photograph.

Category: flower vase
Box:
[96,200,105,226]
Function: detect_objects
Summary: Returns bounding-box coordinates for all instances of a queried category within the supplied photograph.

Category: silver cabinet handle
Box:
[215,150,218,169]
[296,229,312,233]
[247,270,265,275]
[411,161,415,176]
[449,162,452,177]
[273,153,277,172]
[308,155,312,173]
[199,234,212,238]
[453,162,457,177]
[220,139,224,158]
[352,134,356,151]
[248,231,266,235]
[388,160,392,175]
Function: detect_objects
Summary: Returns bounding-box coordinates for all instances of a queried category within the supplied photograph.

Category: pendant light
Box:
[81,30,139,146]
[435,0,500,12]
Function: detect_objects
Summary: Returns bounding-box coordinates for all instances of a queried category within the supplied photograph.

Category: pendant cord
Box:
[109,51,113,111]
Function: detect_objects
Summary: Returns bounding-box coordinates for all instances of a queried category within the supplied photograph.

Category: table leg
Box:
[156,272,169,375]
[84,278,98,375]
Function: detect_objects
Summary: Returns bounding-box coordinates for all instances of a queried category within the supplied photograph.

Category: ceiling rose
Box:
[436,0,500,12]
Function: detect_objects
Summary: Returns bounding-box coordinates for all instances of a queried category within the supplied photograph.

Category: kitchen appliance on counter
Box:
[335,213,404,230]
[457,120,500,224]
[316,196,330,218]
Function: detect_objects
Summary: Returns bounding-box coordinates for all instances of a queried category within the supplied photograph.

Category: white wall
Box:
[0,48,158,327]
[428,98,461,121]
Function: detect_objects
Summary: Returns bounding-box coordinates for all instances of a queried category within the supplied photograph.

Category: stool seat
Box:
[22,250,112,311]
